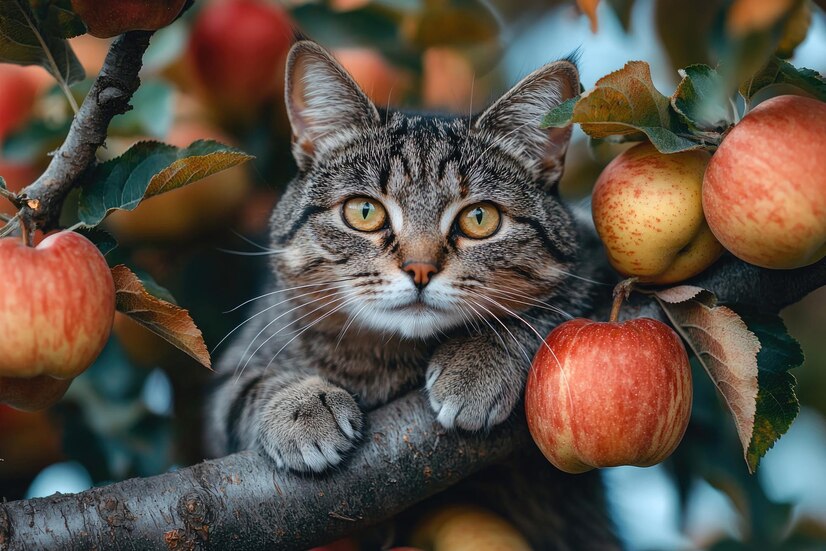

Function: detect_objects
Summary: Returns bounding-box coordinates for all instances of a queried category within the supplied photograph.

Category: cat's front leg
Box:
[256,375,364,472]
[426,327,536,431]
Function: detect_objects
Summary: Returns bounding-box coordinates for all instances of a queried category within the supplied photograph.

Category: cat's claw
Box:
[258,377,363,473]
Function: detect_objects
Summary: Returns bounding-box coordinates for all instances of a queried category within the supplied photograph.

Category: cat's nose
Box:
[402,261,439,290]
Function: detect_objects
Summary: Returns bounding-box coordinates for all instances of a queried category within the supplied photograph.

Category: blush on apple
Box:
[0,231,115,381]
[702,95,826,270]
[525,317,692,474]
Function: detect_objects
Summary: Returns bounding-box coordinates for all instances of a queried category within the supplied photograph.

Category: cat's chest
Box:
[299,332,435,409]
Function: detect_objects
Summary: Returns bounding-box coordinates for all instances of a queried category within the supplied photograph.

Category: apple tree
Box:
[0,0,825,549]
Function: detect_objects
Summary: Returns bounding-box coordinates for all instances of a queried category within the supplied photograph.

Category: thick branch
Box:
[0,393,528,550]
[17,31,153,232]
[1,255,823,550]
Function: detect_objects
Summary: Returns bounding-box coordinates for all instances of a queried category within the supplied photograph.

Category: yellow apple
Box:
[591,142,723,284]
[411,504,531,551]
[702,95,826,270]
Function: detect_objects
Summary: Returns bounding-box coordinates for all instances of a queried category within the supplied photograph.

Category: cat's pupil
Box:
[361,202,372,219]
[474,208,484,225]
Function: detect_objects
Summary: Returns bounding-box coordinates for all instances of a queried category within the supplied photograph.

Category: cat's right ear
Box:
[285,41,380,168]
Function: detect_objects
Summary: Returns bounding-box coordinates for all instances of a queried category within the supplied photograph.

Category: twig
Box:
[17,30,154,232]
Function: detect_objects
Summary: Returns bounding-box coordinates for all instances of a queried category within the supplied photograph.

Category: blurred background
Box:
[1,0,825,549]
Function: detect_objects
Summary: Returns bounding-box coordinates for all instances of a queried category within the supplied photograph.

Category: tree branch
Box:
[16,30,153,232]
[1,255,823,550]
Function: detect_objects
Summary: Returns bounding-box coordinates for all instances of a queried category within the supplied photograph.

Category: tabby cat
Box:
[208,41,620,549]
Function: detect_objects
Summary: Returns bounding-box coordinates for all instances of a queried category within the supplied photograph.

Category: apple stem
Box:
[609,278,638,323]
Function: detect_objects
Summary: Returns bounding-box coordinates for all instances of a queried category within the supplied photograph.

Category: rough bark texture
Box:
[17,30,153,232]
[1,256,823,550]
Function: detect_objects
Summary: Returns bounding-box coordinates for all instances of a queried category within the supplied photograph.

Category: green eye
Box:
[343,197,387,232]
[457,202,501,239]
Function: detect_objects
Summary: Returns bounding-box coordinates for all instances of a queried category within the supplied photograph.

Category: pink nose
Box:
[402,261,438,289]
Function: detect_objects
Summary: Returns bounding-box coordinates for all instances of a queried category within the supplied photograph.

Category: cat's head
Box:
[270,41,580,339]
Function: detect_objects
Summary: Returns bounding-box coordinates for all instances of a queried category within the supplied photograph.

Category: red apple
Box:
[71,0,187,38]
[702,95,826,270]
[525,318,692,474]
[0,64,39,141]
[0,231,115,380]
[187,0,294,116]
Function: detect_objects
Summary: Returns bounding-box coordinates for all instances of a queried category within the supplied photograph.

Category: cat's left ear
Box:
[475,60,579,191]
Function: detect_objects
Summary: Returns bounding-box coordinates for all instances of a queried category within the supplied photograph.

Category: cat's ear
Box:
[475,60,579,191]
[285,41,380,167]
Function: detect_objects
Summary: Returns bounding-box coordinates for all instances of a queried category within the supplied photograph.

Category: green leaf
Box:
[541,96,578,127]
[740,56,826,104]
[74,226,117,256]
[542,61,702,154]
[733,306,803,473]
[0,0,85,84]
[130,268,177,305]
[671,64,734,131]
[37,0,86,38]
[77,140,254,227]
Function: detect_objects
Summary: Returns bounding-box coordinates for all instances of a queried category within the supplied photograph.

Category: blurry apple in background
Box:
[411,504,532,551]
[334,48,412,107]
[0,406,62,483]
[187,0,293,119]
[71,0,187,38]
[592,142,723,284]
[525,317,692,474]
[68,34,113,75]
[104,119,252,243]
[422,47,475,112]
[703,95,826,270]
[0,64,40,141]
[0,157,39,217]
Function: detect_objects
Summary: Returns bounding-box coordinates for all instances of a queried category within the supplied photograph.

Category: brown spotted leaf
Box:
[655,287,760,468]
[112,265,211,369]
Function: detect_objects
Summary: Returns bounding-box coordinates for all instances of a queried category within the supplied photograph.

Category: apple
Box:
[334,48,411,107]
[411,504,531,551]
[71,0,187,38]
[308,537,358,551]
[702,95,826,270]
[591,142,724,284]
[104,120,252,242]
[0,375,72,412]
[0,231,115,381]
[0,64,39,141]
[525,317,692,474]
[187,0,293,116]
[422,47,476,111]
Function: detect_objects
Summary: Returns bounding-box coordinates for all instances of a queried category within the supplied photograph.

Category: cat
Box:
[207,41,620,549]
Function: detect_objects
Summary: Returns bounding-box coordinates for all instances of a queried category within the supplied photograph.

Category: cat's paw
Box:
[425,338,522,431]
[258,376,363,473]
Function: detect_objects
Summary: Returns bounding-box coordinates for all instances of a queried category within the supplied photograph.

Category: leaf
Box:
[776,0,811,58]
[577,0,600,32]
[733,306,802,472]
[606,0,634,32]
[74,226,117,256]
[671,64,734,131]
[655,287,761,470]
[0,0,85,85]
[726,0,798,37]
[542,61,702,154]
[739,57,826,103]
[37,0,86,38]
[77,140,254,227]
[112,265,211,369]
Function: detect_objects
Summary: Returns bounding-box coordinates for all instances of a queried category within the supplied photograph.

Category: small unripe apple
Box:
[703,95,826,269]
[187,0,293,116]
[0,231,115,380]
[411,504,531,551]
[71,0,187,38]
[525,318,692,474]
[592,142,724,284]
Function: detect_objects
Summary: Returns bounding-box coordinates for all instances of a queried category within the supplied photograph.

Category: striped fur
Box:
[208,41,620,549]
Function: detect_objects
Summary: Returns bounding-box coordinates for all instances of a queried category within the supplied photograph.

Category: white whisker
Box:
[224,279,353,313]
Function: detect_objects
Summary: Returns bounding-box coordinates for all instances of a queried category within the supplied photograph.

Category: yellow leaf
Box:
[727,0,798,36]
[577,0,600,33]
[112,265,211,369]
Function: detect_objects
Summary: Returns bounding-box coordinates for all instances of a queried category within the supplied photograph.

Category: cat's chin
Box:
[355,305,465,340]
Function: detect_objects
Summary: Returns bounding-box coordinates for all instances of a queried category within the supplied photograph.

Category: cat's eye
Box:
[457,202,501,239]
[342,197,387,232]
